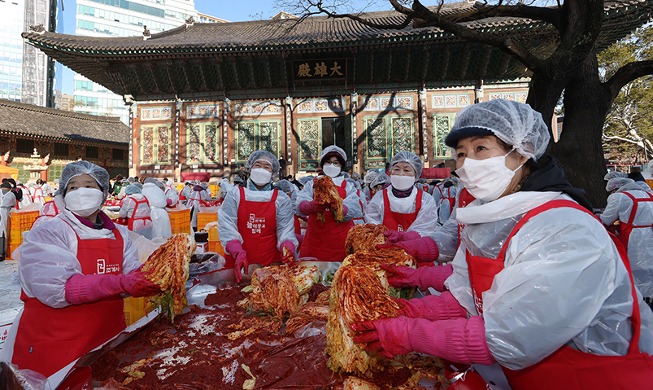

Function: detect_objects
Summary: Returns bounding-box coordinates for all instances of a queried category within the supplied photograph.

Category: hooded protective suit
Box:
[141,182,172,239]
[601,181,653,297]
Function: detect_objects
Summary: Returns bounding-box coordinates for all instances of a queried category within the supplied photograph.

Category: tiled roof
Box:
[0,99,129,145]
[22,3,544,56]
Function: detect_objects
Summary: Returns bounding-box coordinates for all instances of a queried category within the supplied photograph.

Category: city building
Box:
[0,99,130,182]
[72,0,198,124]
[23,3,646,180]
[0,0,57,106]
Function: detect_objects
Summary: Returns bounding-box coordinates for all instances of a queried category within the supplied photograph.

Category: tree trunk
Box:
[551,54,612,208]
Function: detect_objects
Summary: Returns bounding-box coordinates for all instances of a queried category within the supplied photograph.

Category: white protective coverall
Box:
[218,182,298,250]
[444,191,653,377]
[601,181,653,297]
[0,189,16,255]
[119,194,154,239]
[141,183,172,239]
[364,186,438,236]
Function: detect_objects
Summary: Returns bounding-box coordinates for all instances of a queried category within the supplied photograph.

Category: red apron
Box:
[224,187,281,268]
[457,188,475,245]
[12,224,126,377]
[617,191,653,248]
[382,188,423,232]
[127,195,152,231]
[300,180,353,261]
[465,199,653,389]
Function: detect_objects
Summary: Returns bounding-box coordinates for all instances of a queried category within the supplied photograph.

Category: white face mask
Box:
[455,150,523,202]
[322,163,341,178]
[390,175,415,191]
[250,168,272,186]
[64,187,104,217]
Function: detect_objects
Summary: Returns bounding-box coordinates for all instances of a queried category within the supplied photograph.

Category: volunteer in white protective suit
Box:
[118,184,154,239]
[219,150,298,283]
[142,178,172,239]
[351,99,653,389]
[601,177,653,308]
[0,161,160,387]
[364,151,439,263]
[0,181,16,260]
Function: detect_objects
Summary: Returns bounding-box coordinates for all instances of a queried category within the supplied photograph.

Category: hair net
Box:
[606,177,634,192]
[370,173,390,188]
[320,145,347,167]
[390,151,423,178]
[134,182,143,189]
[604,171,627,181]
[150,179,165,191]
[298,176,314,186]
[55,160,110,200]
[125,184,142,195]
[245,150,280,175]
[363,170,380,184]
[143,177,157,185]
[445,99,551,161]
[274,179,296,194]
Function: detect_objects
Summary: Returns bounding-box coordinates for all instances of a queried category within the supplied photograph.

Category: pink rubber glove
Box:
[226,240,248,283]
[166,197,173,206]
[121,270,161,297]
[298,200,324,215]
[395,291,467,321]
[65,270,160,305]
[384,230,421,243]
[382,263,453,291]
[352,316,494,364]
[280,240,296,266]
[65,273,124,305]
[377,237,439,262]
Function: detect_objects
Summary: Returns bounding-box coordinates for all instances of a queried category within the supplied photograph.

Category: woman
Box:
[601,177,653,307]
[188,182,211,231]
[296,145,363,262]
[0,181,16,260]
[118,184,154,238]
[351,99,653,389]
[0,161,159,386]
[142,178,172,239]
[364,151,439,263]
[219,150,298,283]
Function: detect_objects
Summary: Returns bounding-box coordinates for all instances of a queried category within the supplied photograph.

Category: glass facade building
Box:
[73,0,198,123]
[0,0,27,102]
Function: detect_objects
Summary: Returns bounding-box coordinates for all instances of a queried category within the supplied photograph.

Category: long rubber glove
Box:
[382,263,453,291]
[377,237,439,262]
[65,271,160,305]
[298,200,323,215]
[384,229,421,243]
[280,240,296,266]
[395,291,468,321]
[226,240,248,283]
[351,316,495,365]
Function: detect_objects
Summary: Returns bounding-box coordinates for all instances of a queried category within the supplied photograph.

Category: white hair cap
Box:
[606,177,635,192]
[603,171,627,181]
[390,151,423,178]
[445,99,551,161]
[245,150,280,175]
[55,160,110,201]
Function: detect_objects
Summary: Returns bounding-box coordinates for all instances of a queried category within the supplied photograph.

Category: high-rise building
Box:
[0,0,59,106]
[0,0,26,102]
[73,0,200,124]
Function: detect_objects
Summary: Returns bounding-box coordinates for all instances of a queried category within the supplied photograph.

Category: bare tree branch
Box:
[605,60,653,101]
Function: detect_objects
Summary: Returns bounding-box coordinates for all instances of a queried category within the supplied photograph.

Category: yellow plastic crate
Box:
[208,225,219,241]
[209,184,219,198]
[167,208,191,235]
[6,244,20,260]
[123,296,155,326]
[208,241,224,256]
[197,212,217,231]
[10,211,39,231]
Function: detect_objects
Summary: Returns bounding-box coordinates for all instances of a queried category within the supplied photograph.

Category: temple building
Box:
[0,99,129,182]
[21,2,648,179]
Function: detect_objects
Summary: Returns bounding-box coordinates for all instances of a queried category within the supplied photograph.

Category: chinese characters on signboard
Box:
[293,59,347,81]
